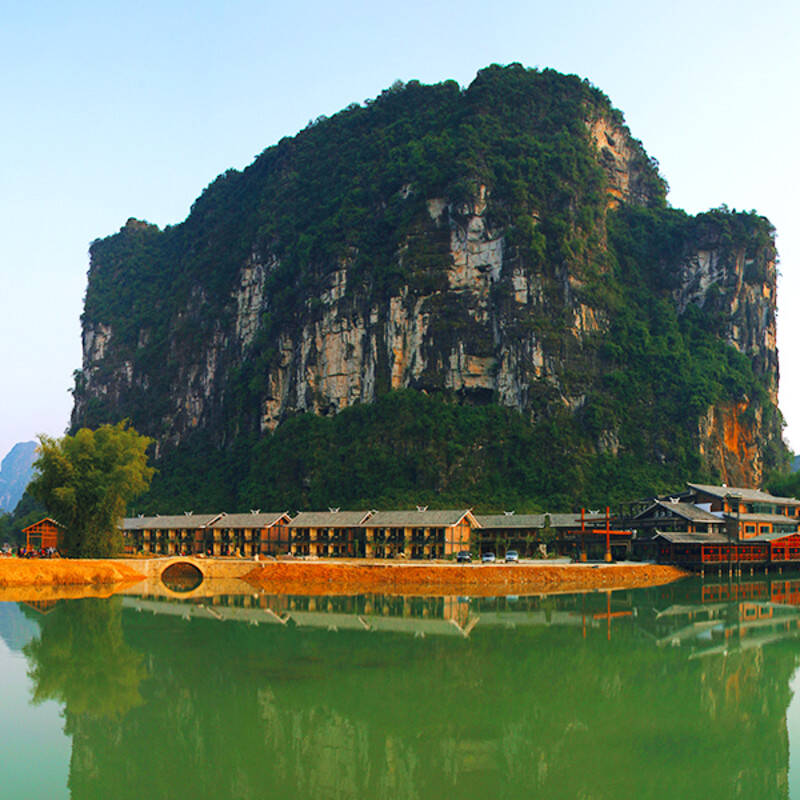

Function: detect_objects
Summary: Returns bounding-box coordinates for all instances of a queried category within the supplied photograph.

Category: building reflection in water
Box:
[21,575,800,799]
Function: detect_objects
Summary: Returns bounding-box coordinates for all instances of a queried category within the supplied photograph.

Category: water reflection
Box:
[159,561,204,593]
[24,598,146,719]
[15,575,800,799]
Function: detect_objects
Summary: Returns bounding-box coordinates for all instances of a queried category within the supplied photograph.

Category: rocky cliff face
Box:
[71,66,784,501]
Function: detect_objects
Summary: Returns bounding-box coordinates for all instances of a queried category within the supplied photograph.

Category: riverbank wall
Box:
[0,557,687,597]
[243,561,687,596]
[0,558,145,587]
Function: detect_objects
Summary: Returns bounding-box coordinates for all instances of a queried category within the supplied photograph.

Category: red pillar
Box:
[580,508,587,562]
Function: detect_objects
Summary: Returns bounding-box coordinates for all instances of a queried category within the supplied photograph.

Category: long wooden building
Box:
[122,509,475,560]
[123,512,291,556]
[114,481,800,567]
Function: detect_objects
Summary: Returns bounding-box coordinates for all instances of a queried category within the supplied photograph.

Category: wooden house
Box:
[22,518,63,551]
[473,514,546,557]
[549,511,633,561]
[362,509,477,559]
[210,512,292,557]
[122,513,223,555]
[474,510,633,560]
[288,510,373,557]
[631,500,724,559]
[633,500,724,536]
[752,532,800,563]
[684,484,800,539]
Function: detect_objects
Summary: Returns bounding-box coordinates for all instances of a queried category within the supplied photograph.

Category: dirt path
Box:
[244,560,687,596]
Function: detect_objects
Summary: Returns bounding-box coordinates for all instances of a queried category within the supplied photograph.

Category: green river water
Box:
[3,575,800,799]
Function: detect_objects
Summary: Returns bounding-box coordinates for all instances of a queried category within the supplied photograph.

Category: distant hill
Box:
[0,441,37,513]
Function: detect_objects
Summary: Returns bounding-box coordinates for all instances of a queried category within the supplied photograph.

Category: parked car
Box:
[456,551,472,563]
[505,550,519,563]
[481,552,496,563]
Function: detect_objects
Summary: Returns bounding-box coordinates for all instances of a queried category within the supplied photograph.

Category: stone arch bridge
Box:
[112,556,258,599]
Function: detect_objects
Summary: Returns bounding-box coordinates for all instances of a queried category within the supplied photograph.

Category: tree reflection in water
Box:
[24,597,146,722]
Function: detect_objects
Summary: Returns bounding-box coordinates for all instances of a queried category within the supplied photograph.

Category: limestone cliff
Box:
[71,65,785,507]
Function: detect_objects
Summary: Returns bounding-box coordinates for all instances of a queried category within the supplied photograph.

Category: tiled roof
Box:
[636,501,722,524]
[750,532,800,542]
[474,513,609,530]
[20,517,63,532]
[549,513,607,528]
[211,512,290,529]
[735,513,800,526]
[289,511,373,528]
[688,483,800,506]
[365,510,473,527]
[654,531,730,544]
[122,513,222,530]
[474,514,546,530]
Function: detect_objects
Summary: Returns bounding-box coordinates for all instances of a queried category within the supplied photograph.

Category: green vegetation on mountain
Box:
[73,64,786,513]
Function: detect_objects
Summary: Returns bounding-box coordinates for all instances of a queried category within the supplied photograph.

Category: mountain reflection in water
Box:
[13,575,800,799]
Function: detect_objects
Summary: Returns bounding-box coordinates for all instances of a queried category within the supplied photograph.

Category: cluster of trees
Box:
[136,388,715,515]
[25,422,153,557]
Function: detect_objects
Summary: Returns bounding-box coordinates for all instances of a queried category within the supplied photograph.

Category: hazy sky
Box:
[1,0,798,464]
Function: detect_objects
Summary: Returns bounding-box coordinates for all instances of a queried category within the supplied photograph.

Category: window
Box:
[753,503,777,515]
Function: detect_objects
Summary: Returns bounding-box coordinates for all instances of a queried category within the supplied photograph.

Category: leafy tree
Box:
[28,422,154,557]
[766,467,800,499]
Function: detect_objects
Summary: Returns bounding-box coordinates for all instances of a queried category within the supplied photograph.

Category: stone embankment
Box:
[0,557,686,598]
[244,561,687,597]
[0,558,145,590]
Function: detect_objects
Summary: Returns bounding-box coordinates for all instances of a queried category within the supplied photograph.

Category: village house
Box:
[287,510,373,557]
[628,483,800,570]
[123,513,223,555]
[630,500,725,560]
[476,511,633,561]
[361,509,476,559]
[684,483,800,539]
[21,518,63,552]
[473,513,547,558]
[210,512,292,557]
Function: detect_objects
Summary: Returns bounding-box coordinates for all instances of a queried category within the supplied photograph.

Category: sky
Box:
[1,0,799,464]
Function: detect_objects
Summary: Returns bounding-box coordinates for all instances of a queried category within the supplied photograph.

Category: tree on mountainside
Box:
[28,421,154,557]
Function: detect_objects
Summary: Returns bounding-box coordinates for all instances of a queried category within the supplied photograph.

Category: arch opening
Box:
[161,562,204,593]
